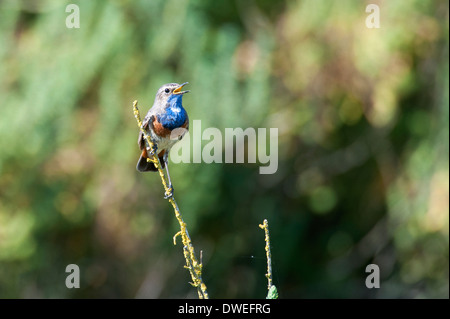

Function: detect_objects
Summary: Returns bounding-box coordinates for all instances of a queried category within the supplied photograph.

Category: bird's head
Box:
[154,82,189,107]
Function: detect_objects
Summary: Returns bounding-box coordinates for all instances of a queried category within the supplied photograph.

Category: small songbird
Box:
[136,82,190,197]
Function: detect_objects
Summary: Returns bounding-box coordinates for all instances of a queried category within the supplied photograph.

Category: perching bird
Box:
[136,82,190,197]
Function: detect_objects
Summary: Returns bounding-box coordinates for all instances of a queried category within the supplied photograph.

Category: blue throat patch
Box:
[158,94,187,130]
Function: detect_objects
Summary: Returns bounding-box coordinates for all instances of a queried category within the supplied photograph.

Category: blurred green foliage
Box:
[0,0,448,298]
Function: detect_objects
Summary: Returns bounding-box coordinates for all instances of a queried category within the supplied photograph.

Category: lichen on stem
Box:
[259,219,278,299]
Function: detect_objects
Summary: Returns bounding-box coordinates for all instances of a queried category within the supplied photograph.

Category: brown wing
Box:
[177,114,189,140]
[183,112,189,131]
[137,115,152,150]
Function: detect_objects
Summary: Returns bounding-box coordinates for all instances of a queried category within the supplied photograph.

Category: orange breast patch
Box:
[153,117,172,138]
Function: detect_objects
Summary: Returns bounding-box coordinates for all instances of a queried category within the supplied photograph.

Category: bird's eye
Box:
[164,88,170,93]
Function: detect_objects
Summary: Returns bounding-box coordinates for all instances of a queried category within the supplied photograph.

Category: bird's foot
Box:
[148,143,158,157]
[164,185,174,199]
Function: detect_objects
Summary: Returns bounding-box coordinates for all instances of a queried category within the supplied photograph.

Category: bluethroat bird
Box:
[136,82,190,198]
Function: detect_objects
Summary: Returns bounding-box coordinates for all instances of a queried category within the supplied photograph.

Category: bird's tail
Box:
[136,149,165,172]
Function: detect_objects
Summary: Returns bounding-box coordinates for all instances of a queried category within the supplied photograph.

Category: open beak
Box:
[173,82,190,95]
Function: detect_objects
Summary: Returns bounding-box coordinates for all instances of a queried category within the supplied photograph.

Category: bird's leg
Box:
[163,151,174,199]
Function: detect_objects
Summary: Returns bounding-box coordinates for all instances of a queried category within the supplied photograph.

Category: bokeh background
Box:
[0,0,448,298]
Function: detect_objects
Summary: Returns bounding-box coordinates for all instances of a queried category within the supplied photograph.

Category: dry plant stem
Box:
[133,100,209,299]
[259,219,273,290]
